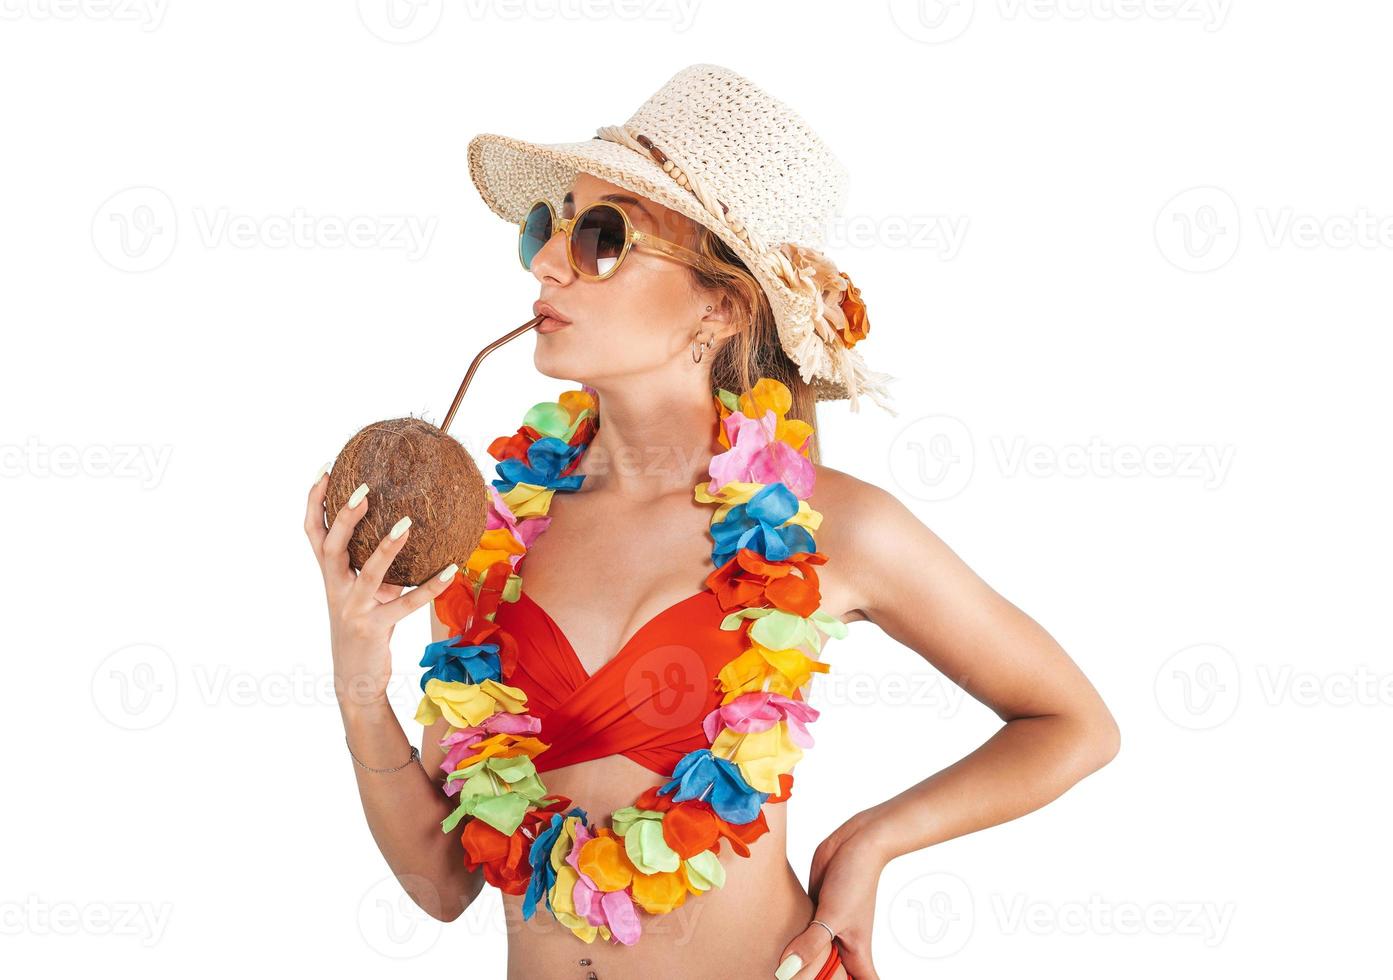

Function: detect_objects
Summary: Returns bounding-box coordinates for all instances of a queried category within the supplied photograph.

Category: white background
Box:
[2,1,1388,976]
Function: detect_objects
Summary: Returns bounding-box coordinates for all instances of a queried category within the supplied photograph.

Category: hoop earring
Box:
[691,331,716,364]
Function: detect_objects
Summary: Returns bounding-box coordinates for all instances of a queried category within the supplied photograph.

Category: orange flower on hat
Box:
[837,273,870,348]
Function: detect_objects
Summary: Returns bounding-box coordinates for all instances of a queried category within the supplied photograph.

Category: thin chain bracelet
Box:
[345,735,421,773]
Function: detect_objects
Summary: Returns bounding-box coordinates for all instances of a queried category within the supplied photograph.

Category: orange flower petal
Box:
[631,868,689,914]
[578,833,635,892]
[661,801,720,859]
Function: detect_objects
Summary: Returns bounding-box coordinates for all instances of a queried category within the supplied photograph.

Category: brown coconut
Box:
[323,417,489,587]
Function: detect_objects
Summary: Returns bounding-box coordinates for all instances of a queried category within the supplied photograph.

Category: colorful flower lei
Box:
[417,377,847,945]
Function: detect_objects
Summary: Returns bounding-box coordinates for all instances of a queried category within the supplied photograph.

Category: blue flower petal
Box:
[419,638,501,689]
[708,482,816,568]
[493,436,586,493]
[660,750,768,824]
[522,805,588,919]
[745,483,798,525]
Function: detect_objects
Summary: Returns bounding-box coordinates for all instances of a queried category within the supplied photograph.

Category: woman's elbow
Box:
[405,867,484,923]
[1082,706,1121,771]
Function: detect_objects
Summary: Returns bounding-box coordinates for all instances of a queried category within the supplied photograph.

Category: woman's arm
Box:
[777,469,1122,979]
[305,473,483,923]
[825,475,1121,863]
[336,603,485,921]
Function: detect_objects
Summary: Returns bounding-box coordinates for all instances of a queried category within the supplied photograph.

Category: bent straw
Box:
[439,314,545,434]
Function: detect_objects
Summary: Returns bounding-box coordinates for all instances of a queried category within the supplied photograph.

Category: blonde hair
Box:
[686,226,822,465]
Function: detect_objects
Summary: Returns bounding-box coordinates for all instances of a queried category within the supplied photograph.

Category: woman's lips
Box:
[536,315,571,334]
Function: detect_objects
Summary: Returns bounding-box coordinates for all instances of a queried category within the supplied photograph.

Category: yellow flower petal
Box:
[502,482,555,518]
[716,643,829,699]
[710,723,804,793]
[738,378,792,420]
[414,678,529,729]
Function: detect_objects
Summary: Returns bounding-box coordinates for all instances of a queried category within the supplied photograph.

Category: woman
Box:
[305,64,1119,980]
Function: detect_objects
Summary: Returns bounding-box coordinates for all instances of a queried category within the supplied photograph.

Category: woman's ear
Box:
[699,293,740,341]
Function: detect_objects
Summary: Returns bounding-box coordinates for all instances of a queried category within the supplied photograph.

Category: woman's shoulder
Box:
[811,461,910,528]
[809,461,932,623]
[811,460,952,558]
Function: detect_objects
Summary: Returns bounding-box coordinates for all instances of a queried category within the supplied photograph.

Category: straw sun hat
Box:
[466,62,899,414]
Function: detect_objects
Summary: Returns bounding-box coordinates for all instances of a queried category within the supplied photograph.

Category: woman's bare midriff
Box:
[496,752,845,980]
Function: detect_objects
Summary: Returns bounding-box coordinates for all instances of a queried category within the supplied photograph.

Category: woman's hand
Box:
[776,810,889,980]
[303,469,458,709]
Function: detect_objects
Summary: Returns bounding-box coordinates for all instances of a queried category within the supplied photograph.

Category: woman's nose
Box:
[529,226,574,284]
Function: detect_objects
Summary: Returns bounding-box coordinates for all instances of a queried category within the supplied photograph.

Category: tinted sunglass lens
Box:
[519,202,552,269]
[573,205,627,277]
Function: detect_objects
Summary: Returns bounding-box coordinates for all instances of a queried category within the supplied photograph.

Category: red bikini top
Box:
[493,587,749,776]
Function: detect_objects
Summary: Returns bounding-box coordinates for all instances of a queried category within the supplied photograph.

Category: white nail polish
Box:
[437,562,459,583]
[312,461,332,485]
[775,953,802,980]
[389,516,411,540]
[347,483,369,508]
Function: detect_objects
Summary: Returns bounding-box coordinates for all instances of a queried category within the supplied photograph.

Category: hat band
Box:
[593,124,768,257]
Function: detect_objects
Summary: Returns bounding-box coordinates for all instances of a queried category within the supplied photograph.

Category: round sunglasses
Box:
[517,198,721,281]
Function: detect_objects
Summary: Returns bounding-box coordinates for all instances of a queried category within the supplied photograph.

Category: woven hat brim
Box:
[467,132,859,403]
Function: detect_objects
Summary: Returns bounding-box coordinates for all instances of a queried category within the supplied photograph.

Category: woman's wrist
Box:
[334,668,390,713]
[840,803,899,867]
[337,687,394,729]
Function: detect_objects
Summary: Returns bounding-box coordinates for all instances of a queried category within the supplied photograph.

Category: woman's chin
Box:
[532,346,587,384]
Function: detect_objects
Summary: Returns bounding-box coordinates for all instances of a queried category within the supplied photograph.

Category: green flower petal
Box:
[522,402,572,439]
[683,849,726,891]
[488,754,537,785]
[625,817,679,875]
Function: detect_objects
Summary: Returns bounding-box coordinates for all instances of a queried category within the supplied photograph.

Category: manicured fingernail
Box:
[389,516,411,540]
[312,461,332,485]
[775,953,802,980]
[347,483,369,508]
[437,562,459,583]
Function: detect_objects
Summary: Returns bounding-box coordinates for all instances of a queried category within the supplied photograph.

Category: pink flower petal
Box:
[601,889,642,945]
